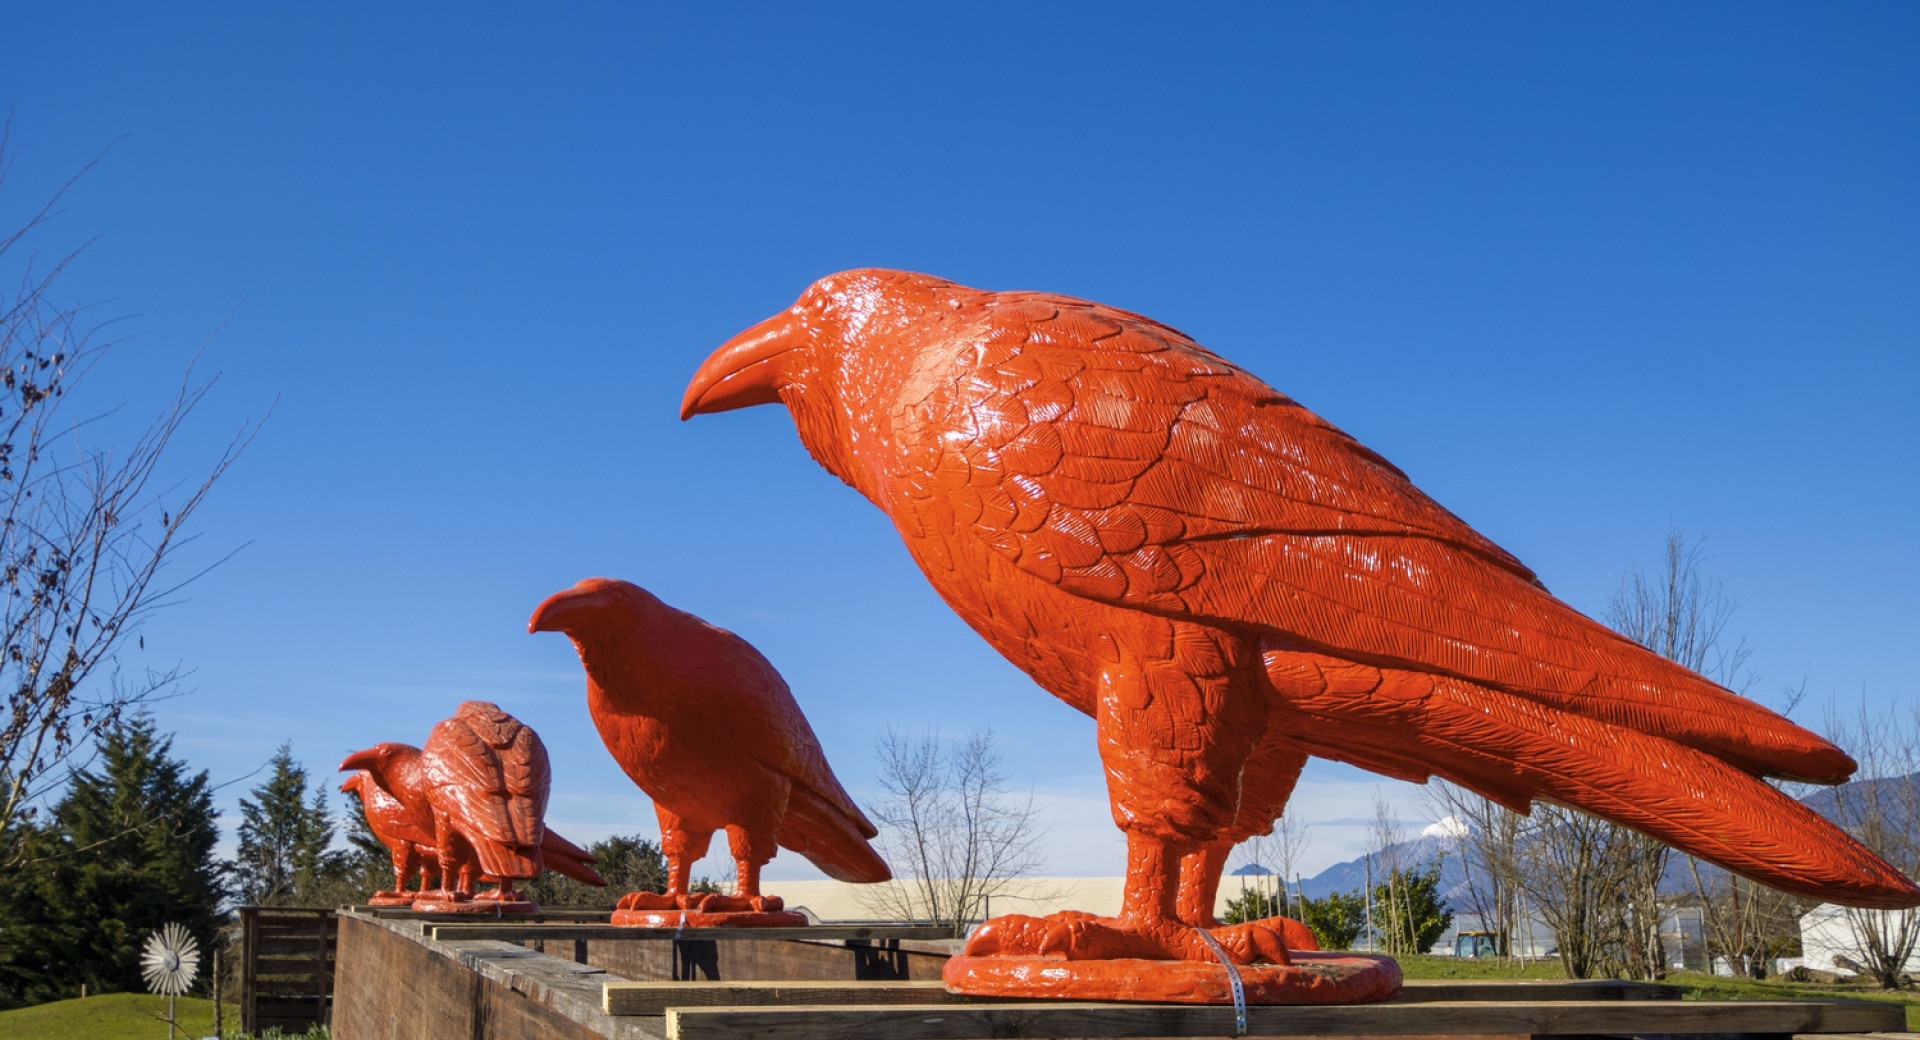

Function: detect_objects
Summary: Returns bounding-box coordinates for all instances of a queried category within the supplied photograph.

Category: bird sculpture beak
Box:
[339,749,379,774]
[339,773,361,794]
[529,585,618,634]
[681,310,802,419]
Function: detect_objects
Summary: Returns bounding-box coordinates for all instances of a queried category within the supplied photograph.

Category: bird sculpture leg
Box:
[969,622,1291,964]
[724,819,782,911]
[1176,737,1314,930]
[425,816,473,901]
[1177,843,1234,927]
[377,843,414,900]
[476,874,523,902]
[619,807,716,912]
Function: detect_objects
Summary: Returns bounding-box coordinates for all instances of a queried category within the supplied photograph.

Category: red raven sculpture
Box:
[682,268,1920,1001]
[530,578,890,926]
[340,741,606,906]
[413,702,559,912]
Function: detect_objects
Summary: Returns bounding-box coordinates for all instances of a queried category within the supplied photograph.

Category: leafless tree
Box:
[1607,530,1797,979]
[1230,809,1312,917]
[1817,699,1920,988]
[1427,781,1523,958]
[863,729,1048,935]
[1517,801,1631,978]
[0,126,257,862]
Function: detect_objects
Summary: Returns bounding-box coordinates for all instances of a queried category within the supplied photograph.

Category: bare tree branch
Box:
[0,130,260,864]
[862,729,1049,935]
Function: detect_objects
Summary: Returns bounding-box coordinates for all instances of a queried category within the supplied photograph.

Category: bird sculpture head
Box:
[681,268,977,496]
[528,577,664,640]
[338,742,417,785]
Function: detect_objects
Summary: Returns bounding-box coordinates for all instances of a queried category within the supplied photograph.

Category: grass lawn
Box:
[1395,954,1920,1029]
[1396,953,1573,980]
[0,993,232,1039]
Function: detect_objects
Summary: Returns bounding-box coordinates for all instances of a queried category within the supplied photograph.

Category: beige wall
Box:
[771,875,1282,925]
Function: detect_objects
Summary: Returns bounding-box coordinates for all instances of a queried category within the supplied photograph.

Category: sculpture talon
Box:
[684,268,1920,1003]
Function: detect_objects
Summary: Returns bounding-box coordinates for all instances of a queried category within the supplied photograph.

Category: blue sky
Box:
[4,3,1916,880]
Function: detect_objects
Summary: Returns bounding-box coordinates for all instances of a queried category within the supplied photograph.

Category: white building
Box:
[1799,903,1920,977]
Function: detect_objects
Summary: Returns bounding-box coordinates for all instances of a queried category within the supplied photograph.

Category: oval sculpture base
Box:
[611,908,809,928]
[942,950,1403,1005]
[413,894,540,915]
[366,892,418,907]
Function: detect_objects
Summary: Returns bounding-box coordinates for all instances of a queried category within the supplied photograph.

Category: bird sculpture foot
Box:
[616,891,786,913]
[612,889,807,927]
[946,913,1398,1005]
[965,910,1307,965]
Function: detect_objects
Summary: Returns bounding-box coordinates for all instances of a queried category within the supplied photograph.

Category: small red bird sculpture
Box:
[530,578,890,920]
[338,769,441,902]
[339,741,606,900]
[416,702,557,907]
[682,269,1920,974]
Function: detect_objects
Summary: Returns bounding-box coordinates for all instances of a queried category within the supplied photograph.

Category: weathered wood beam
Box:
[602,977,1683,1018]
[428,922,954,942]
[663,998,1906,1040]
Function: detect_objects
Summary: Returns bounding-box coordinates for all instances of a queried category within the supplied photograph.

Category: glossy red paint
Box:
[684,268,1920,1001]
[338,739,605,908]
[530,578,889,925]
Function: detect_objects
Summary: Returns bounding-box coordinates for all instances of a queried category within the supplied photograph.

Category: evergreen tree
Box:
[0,717,224,1008]
[232,744,342,905]
[340,797,392,894]
[523,834,668,908]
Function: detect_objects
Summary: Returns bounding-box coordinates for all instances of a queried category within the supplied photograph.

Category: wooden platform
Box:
[329,909,1912,1040]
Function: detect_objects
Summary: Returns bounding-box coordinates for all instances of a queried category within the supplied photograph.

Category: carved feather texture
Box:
[692,268,1920,910]
[420,701,550,880]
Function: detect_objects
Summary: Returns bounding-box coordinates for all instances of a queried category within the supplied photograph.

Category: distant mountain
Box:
[1254,772,1918,905]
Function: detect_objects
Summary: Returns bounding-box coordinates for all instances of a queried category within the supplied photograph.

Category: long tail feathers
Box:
[540,829,608,887]
[1266,652,1920,910]
[779,785,892,884]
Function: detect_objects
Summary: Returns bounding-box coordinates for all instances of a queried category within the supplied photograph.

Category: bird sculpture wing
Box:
[891,292,1913,906]
[423,704,551,877]
[697,615,880,841]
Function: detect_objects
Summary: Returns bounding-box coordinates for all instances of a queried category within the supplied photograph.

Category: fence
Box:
[240,906,336,1034]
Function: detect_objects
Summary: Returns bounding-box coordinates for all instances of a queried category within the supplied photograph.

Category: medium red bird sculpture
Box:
[339,741,606,900]
[416,702,557,907]
[682,269,1920,970]
[529,578,890,920]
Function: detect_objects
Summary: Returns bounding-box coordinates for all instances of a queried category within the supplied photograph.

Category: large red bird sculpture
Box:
[415,702,557,910]
[340,741,606,904]
[682,269,1920,991]
[530,578,890,925]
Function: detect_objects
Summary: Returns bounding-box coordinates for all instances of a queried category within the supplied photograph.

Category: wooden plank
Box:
[431,922,954,943]
[577,934,955,983]
[604,978,1682,1017]
[357,905,617,921]
[1393,978,1681,1002]
[664,998,1907,1040]
[607,979,965,1016]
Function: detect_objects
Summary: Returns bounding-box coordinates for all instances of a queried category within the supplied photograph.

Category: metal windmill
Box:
[139,922,200,1039]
